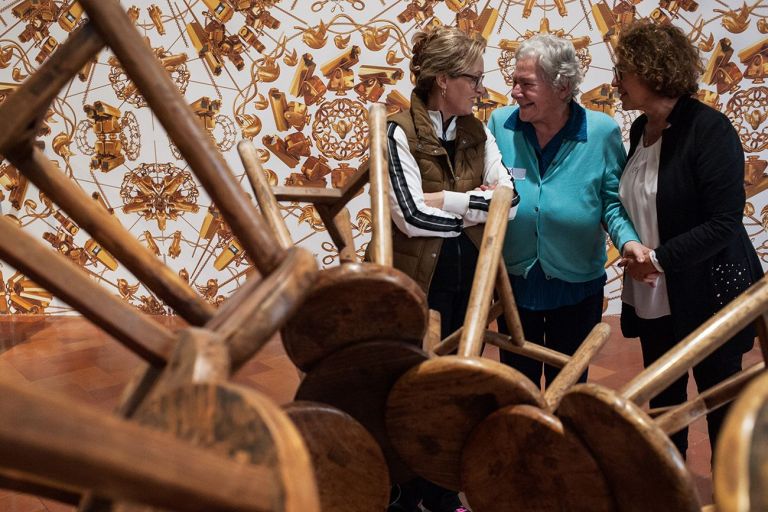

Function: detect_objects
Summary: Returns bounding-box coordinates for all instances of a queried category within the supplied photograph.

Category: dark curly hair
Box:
[615,20,703,98]
[410,25,486,99]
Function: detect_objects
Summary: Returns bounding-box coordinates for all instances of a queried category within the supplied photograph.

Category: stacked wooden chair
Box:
[243,104,433,489]
[3,1,768,510]
[0,1,386,510]
[714,347,768,511]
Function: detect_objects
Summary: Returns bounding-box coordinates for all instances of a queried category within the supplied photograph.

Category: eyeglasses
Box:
[458,73,484,89]
[612,66,624,82]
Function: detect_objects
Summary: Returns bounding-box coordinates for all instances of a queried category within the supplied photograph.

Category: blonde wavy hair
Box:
[615,20,703,98]
[410,25,486,99]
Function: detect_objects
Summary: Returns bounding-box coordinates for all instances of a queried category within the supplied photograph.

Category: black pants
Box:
[497,290,603,388]
[389,235,476,512]
[633,312,744,459]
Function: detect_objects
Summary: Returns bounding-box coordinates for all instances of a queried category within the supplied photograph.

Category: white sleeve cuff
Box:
[649,250,664,272]
[442,191,469,216]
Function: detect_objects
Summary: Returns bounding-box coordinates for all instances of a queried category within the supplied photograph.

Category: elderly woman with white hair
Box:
[488,34,643,387]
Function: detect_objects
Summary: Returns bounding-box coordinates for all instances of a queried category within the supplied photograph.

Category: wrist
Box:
[649,250,664,272]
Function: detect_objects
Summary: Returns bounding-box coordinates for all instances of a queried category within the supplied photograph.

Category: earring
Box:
[441,87,446,98]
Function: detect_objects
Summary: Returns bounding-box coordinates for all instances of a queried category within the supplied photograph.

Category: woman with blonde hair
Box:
[384,24,517,512]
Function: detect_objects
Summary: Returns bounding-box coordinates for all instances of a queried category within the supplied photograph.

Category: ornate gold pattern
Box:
[0,0,766,315]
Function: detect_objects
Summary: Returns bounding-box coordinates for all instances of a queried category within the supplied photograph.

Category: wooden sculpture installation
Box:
[269,104,428,373]
[240,112,431,486]
[0,216,321,512]
[384,185,545,491]
[554,275,768,510]
[715,360,768,511]
[0,1,383,510]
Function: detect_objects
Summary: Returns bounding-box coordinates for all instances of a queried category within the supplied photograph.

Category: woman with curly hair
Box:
[614,20,762,460]
[383,24,517,512]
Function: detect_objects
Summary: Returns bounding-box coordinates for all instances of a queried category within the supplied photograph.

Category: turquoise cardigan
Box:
[488,106,639,283]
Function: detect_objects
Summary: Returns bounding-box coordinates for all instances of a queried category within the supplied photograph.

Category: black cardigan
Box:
[621,95,763,350]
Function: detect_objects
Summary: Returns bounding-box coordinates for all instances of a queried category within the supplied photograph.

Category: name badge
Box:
[508,167,527,180]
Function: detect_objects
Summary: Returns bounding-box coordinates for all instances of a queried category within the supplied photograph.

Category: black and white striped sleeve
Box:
[460,125,520,227]
[387,123,463,238]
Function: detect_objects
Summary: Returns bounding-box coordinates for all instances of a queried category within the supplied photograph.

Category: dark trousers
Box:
[389,236,476,512]
[497,291,603,388]
[634,313,744,459]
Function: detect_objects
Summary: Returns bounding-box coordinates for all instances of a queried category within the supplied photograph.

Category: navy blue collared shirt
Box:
[509,101,606,310]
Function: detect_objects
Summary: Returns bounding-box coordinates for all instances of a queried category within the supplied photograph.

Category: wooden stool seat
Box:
[284,401,390,512]
[296,340,429,483]
[281,263,427,371]
[135,381,318,512]
[387,354,543,490]
[558,383,699,511]
[462,403,615,512]
[460,322,613,511]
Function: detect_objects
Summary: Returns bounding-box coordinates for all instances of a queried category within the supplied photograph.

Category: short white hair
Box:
[516,35,583,99]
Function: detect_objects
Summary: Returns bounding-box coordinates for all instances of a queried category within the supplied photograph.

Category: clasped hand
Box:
[620,241,660,287]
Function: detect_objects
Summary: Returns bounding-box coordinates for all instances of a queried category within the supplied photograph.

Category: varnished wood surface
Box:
[460,322,612,512]
[386,356,543,490]
[368,103,392,268]
[458,186,513,358]
[558,384,702,511]
[295,341,428,483]
[0,378,300,512]
[0,217,175,367]
[714,369,768,511]
[280,263,427,371]
[656,362,765,436]
[284,401,389,512]
[239,140,295,250]
[314,205,357,263]
[7,147,213,326]
[0,23,103,154]
[622,275,768,405]
[461,404,615,512]
[2,315,760,510]
[134,381,319,512]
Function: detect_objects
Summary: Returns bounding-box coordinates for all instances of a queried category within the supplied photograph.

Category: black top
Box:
[622,95,763,348]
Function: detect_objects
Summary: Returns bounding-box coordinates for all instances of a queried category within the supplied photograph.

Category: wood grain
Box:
[280,263,427,371]
[296,340,428,483]
[284,401,389,512]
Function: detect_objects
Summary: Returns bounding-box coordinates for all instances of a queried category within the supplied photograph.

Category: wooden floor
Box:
[0,314,762,511]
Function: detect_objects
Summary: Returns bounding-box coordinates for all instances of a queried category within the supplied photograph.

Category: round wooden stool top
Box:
[715,369,768,512]
[134,381,319,512]
[281,263,428,371]
[296,340,428,483]
[461,403,615,512]
[284,401,390,512]
[386,356,543,490]
[557,383,701,511]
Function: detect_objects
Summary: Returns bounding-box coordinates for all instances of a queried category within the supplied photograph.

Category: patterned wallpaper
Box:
[0,0,766,315]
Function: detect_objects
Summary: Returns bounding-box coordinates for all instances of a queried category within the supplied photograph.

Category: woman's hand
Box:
[620,241,661,287]
[423,191,445,209]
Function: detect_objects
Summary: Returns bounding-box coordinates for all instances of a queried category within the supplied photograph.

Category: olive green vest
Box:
[388,93,487,293]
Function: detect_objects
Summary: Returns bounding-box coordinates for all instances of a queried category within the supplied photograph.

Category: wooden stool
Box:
[385,186,544,491]
[242,109,430,485]
[555,276,768,510]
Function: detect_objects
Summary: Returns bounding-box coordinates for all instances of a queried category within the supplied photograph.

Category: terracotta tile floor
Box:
[0,314,762,511]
